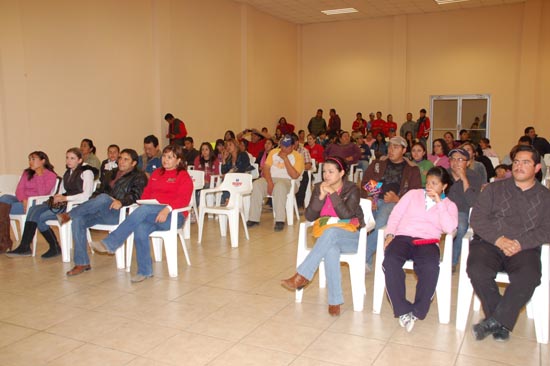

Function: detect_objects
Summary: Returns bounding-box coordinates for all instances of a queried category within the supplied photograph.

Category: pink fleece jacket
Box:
[385,189,458,239]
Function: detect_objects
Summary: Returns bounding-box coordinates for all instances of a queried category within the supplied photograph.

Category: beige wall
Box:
[300,0,550,157]
[1,0,549,174]
[0,0,298,173]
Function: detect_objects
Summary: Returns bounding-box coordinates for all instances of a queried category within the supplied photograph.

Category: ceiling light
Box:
[321,8,358,15]
[434,0,470,4]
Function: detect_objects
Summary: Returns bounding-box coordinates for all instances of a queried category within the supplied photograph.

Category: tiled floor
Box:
[0,211,548,366]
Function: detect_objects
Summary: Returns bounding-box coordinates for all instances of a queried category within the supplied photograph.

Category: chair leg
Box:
[197,209,206,244]
[218,215,228,237]
[151,237,163,262]
[228,213,239,248]
[349,262,366,312]
[178,232,191,266]
[435,265,452,324]
[125,234,134,273]
[163,236,178,278]
[10,221,19,242]
[61,224,71,263]
[372,233,386,314]
[115,245,125,269]
[455,271,474,331]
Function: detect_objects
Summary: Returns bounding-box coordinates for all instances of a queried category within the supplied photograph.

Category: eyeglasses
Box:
[450,157,467,163]
[512,160,534,166]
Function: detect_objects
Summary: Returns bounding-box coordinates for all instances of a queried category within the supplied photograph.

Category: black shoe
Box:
[472,317,502,341]
[41,245,61,259]
[246,220,259,227]
[274,221,285,232]
[5,246,32,257]
[492,325,510,342]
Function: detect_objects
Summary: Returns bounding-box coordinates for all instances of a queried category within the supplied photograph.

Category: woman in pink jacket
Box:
[382,166,458,332]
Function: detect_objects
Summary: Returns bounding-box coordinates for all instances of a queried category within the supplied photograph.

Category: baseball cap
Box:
[280,135,294,147]
[388,136,407,148]
[448,148,470,160]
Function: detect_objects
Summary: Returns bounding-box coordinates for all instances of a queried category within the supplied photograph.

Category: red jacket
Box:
[142,169,193,213]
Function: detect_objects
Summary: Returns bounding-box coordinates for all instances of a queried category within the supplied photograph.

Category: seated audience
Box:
[293,134,313,208]
[59,149,147,276]
[524,126,550,157]
[100,144,120,182]
[277,117,295,135]
[214,139,225,162]
[138,135,162,177]
[281,157,364,316]
[194,142,221,206]
[0,151,57,253]
[461,142,489,184]
[324,131,361,165]
[361,136,422,268]
[428,138,450,169]
[479,138,498,158]
[7,148,95,258]
[383,167,458,331]
[298,129,306,147]
[237,128,267,158]
[356,134,372,174]
[224,130,236,141]
[371,132,388,159]
[410,142,434,187]
[247,135,304,231]
[256,138,276,177]
[447,148,482,271]
[364,131,376,148]
[468,145,550,342]
[493,164,511,181]
[221,139,252,175]
[444,131,459,151]
[404,131,415,157]
[304,133,325,164]
[183,137,200,167]
[90,145,193,283]
[80,138,101,173]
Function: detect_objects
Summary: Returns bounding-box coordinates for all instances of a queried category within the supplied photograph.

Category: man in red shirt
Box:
[371,111,386,137]
[237,128,267,158]
[164,113,187,146]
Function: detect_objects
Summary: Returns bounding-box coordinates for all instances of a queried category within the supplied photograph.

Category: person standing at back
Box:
[164,113,187,146]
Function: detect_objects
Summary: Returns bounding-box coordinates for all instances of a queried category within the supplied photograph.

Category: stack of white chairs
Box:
[372,226,456,324]
[295,199,376,311]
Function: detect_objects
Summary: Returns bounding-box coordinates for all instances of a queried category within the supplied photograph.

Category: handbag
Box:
[47,177,67,213]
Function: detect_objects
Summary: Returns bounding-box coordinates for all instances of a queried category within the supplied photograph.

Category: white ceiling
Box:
[234,0,525,24]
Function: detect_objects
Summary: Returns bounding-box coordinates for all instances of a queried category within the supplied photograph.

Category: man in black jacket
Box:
[58,148,148,276]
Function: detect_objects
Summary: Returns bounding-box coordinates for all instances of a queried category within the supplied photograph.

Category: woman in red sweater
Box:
[91,144,193,282]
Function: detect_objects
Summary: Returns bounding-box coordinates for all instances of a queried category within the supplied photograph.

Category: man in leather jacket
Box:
[58,148,148,276]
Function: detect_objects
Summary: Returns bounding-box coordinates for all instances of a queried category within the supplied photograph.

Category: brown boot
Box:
[0,203,13,253]
[281,273,310,291]
[328,305,341,316]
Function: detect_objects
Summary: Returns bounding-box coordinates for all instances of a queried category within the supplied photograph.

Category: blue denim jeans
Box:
[0,194,24,214]
[297,228,359,305]
[26,203,64,232]
[70,194,120,265]
[452,211,470,266]
[101,204,183,277]
[366,199,396,266]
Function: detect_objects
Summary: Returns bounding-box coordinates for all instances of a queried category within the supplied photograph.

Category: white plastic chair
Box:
[303,170,314,208]
[488,156,499,169]
[295,199,376,311]
[312,162,323,184]
[85,205,136,269]
[0,174,20,195]
[268,178,300,226]
[44,200,87,262]
[125,206,192,278]
[10,178,61,242]
[348,163,358,182]
[455,232,549,344]
[187,170,205,235]
[372,226,456,324]
[198,173,252,248]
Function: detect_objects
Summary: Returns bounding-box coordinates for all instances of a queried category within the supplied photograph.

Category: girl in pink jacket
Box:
[382,166,458,332]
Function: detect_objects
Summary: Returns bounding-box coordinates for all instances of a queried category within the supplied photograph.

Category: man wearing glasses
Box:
[467,145,550,341]
[447,148,482,272]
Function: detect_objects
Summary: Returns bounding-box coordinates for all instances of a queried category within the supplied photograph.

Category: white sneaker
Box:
[398,312,417,332]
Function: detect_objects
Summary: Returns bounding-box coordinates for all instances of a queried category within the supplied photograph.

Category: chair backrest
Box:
[249,163,259,180]
[0,174,20,194]
[488,156,499,169]
[544,153,550,168]
[187,170,205,191]
[360,198,375,231]
[219,173,253,194]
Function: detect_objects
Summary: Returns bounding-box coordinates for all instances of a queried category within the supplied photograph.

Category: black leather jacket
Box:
[305,180,365,228]
[94,168,148,206]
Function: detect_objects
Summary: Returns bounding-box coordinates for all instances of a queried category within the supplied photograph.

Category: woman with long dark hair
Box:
[382,167,458,332]
[80,138,101,171]
[428,138,450,168]
[7,148,95,258]
[91,145,193,282]
[281,156,365,316]
[0,151,57,252]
